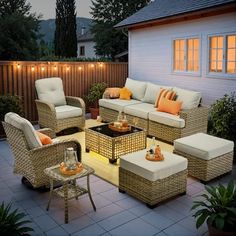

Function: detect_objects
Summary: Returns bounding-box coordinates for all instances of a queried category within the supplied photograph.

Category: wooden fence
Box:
[0,61,128,122]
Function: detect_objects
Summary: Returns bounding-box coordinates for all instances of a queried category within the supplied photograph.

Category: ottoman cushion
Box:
[174,133,234,160]
[120,149,187,181]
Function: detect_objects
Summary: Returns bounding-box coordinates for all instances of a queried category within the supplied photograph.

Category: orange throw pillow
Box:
[155,88,174,108]
[106,87,120,98]
[119,87,132,100]
[36,131,53,145]
[157,97,182,115]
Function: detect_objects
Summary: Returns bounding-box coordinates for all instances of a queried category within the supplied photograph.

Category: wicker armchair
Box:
[35,77,85,134]
[3,121,82,189]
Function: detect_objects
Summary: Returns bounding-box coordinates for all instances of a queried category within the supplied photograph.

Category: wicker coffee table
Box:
[85,124,146,164]
[44,164,96,223]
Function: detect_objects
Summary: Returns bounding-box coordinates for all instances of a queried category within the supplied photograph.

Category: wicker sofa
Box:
[99,78,209,143]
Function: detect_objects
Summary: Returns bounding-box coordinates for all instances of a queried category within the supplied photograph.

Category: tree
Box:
[0,0,41,60]
[54,0,77,58]
[91,0,150,60]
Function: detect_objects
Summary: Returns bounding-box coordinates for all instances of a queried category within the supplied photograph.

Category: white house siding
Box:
[128,12,236,105]
[77,41,97,59]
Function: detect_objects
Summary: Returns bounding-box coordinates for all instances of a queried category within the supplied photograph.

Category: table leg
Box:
[64,183,69,224]
[87,175,96,211]
[73,179,78,200]
[46,178,53,211]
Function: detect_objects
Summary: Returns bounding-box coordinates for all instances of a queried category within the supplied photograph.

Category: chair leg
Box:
[21,177,34,190]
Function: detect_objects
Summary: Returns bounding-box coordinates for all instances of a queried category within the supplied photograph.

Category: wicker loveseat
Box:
[99,78,209,143]
[3,112,82,188]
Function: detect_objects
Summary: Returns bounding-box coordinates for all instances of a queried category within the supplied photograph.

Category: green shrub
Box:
[0,202,33,235]
[208,92,236,155]
[0,95,23,121]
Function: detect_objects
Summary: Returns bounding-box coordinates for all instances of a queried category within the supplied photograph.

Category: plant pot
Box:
[208,223,236,236]
[89,107,99,119]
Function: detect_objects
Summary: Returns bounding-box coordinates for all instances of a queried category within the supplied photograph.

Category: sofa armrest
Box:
[180,106,209,128]
[35,100,56,120]
[66,96,85,115]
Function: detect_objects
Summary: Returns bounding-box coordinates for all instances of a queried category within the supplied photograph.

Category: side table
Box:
[44,163,96,223]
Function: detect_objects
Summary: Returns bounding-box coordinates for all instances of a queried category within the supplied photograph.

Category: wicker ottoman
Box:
[119,150,187,208]
[174,133,234,183]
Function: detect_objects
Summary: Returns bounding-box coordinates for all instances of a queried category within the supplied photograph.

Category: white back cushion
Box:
[142,82,161,104]
[174,87,201,110]
[35,77,67,106]
[125,78,147,101]
[5,112,42,149]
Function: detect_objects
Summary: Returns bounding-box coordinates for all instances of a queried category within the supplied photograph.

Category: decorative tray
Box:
[108,123,131,132]
[60,162,83,176]
[145,154,164,162]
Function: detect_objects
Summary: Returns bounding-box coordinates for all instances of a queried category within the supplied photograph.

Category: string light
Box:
[41,66,45,71]
[78,66,82,71]
[66,66,70,71]
[17,63,21,69]
[31,66,35,72]
[99,63,104,68]
[54,65,57,71]
[90,64,95,68]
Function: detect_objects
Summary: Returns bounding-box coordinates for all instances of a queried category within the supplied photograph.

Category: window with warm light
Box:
[173,37,199,74]
[209,34,236,76]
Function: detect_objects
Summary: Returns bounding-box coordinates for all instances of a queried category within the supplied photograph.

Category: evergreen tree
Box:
[0,0,41,60]
[54,0,77,58]
[91,0,150,60]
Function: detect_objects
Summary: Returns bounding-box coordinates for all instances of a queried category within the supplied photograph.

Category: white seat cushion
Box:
[55,105,83,119]
[120,149,187,181]
[174,87,201,110]
[5,112,42,149]
[35,77,67,106]
[99,98,142,112]
[124,103,156,119]
[149,111,185,128]
[174,133,234,160]
[125,78,147,101]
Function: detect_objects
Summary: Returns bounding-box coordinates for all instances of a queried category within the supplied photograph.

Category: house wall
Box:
[77,41,97,58]
[128,12,236,105]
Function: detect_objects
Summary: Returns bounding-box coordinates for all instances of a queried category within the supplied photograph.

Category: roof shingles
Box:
[115,0,235,28]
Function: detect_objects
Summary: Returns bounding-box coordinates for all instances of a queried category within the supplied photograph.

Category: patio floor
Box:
[0,132,235,236]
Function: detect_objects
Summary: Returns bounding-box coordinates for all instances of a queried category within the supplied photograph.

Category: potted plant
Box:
[85,82,107,119]
[208,92,236,159]
[0,95,23,138]
[0,202,33,235]
[191,180,236,236]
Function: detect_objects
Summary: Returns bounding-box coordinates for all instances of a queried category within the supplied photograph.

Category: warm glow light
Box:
[54,65,57,71]
[31,66,35,72]
[41,66,45,71]
[91,64,95,68]
[17,64,21,69]
[99,63,103,67]
[66,66,70,71]
[78,66,82,70]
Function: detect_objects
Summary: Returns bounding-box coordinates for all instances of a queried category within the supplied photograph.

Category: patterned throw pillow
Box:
[104,87,120,99]
[154,88,176,108]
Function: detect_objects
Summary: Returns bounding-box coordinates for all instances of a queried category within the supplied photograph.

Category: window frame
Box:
[171,35,201,77]
[207,32,236,79]
[79,46,85,56]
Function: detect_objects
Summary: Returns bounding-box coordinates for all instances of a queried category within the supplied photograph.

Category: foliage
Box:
[0,0,41,60]
[91,0,150,60]
[192,180,236,232]
[0,202,33,235]
[208,92,236,154]
[0,95,23,121]
[54,0,77,58]
[38,55,111,62]
[85,82,108,107]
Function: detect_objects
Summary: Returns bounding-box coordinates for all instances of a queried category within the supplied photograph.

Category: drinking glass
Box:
[132,117,139,131]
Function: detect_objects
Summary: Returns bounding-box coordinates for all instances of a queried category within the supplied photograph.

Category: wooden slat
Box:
[0,61,128,122]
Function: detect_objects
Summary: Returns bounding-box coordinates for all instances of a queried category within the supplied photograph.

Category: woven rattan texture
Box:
[3,122,82,188]
[85,128,146,161]
[119,168,187,206]
[173,150,233,182]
